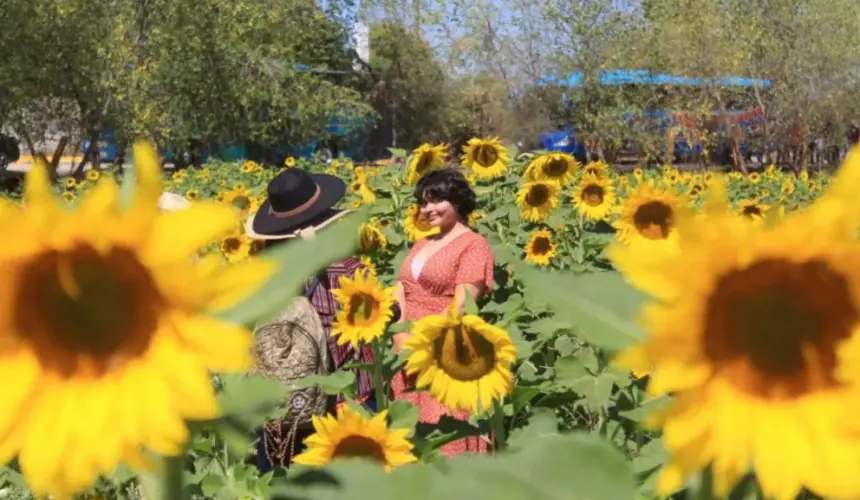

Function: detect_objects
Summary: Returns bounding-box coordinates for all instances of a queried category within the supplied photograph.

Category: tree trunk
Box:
[72,128,100,179]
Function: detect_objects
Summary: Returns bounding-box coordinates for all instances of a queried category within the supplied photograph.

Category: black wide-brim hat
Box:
[245,168,346,240]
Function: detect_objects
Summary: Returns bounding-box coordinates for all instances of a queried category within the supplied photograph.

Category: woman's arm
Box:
[394,280,407,322]
[453,282,486,317]
[393,280,409,351]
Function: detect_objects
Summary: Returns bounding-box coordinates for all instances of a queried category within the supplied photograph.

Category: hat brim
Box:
[245,173,346,240]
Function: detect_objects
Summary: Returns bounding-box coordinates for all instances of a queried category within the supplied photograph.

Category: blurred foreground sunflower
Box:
[461,137,510,180]
[572,173,616,220]
[524,153,579,186]
[0,142,273,498]
[404,306,517,415]
[524,229,556,266]
[608,149,860,500]
[292,405,417,472]
[516,181,560,223]
[331,270,396,347]
[406,143,447,185]
[403,204,439,241]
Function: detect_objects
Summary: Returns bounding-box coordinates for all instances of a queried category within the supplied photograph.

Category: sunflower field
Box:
[0,137,856,500]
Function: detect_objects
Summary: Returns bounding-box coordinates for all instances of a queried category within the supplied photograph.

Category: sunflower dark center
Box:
[14,246,160,377]
[690,185,702,195]
[222,237,241,253]
[434,324,496,382]
[332,435,387,463]
[531,236,552,255]
[359,226,383,254]
[702,259,856,400]
[633,201,672,240]
[742,204,762,217]
[473,145,499,168]
[347,292,379,326]
[544,158,569,176]
[416,151,435,173]
[526,185,550,206]
[582,185,605,206]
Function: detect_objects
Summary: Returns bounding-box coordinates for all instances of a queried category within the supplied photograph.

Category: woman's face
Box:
[419,198,460,228]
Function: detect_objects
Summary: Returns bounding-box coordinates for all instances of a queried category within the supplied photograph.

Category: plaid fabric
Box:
[304,258,375,402]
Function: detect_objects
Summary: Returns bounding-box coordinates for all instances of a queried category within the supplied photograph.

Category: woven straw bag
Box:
[252,296,330,429]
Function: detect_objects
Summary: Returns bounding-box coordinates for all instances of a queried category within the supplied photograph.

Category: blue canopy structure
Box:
[542,70,773,89]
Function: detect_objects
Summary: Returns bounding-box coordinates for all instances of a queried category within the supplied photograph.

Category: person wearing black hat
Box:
[246,168,382,472]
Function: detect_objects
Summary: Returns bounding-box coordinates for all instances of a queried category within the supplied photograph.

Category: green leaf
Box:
[463,290,479,315]
[220,374,287,417]
[619,395,671,422]
[293,371,356,396]
[387,399,419,436]
[508,407,558,449]
[118,166,136,210]
[388,148,408,158]
[510,258,647,352]
[217,208,369,326]
[287,431,635,500]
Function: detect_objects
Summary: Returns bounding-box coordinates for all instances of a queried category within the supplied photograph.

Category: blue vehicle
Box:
[537,69,773,163]
[538,126,588,164]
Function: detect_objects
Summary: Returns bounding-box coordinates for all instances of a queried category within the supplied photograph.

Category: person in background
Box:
[391,168,495,458]
[245,168,379,472]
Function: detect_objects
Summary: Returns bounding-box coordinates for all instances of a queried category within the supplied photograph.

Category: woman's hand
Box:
[393,333,409,352]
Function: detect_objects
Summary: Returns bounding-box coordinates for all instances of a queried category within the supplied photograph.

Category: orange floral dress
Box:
[391,230,495,457]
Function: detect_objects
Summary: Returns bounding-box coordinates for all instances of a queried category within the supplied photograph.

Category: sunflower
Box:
[285,157,297,168]
[583,160,610,180]
[524,153,579,186]
[687,182,705,197]
[737,199,769,220]
[350,199,362,209]
[781,179,796,195]
[404,307,517,415]
[0,142,273,498]
[331,270,396,347]
[614,183,686,244]
[292,405,417,472]
[607,151,860,500]
[221,188,259,217]
[632,168,644,182]
[184,188,199,201]
[357,221,388,254]
[86,170,100,182]
[64,177,77,188]
[468,211,484,228]
[747,172,761,184]
[358,183,377,205]
[406,143,448,185]
[171,170,186,182]
[524,229,556,266]
[359,255,378,278]
[403,204,439,241]
[62,191,76,204]
[461,137,510,180]
[240,161,257,173]
[572,173,616,221]
[516,181,560,223]
[220,232,252,262]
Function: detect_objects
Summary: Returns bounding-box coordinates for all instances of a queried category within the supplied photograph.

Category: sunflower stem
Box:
[490,399,507,452]
[162,453,186,500]
[372,339,388,411]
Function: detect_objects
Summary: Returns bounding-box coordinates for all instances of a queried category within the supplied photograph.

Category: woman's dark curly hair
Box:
[413,168,477,219]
